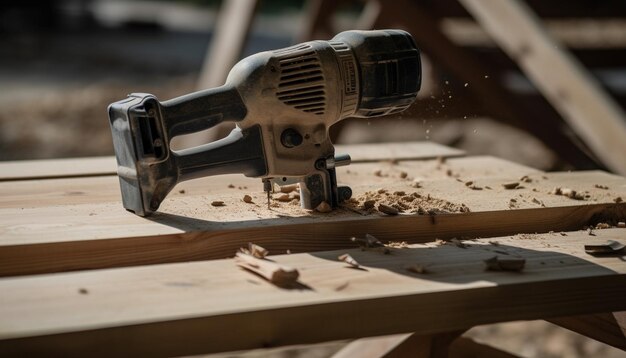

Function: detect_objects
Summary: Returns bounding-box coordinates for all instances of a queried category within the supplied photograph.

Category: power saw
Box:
[108,29,421,216]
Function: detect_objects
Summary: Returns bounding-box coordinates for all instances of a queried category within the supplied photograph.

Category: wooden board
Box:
[0,142,464,181]
[0,156,117,181]
[459,0,626,175]
[1,229,625,356]
[0,165,624,276]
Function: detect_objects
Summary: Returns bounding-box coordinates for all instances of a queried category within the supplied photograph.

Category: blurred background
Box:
[1,0,625,356]
[2,0,626,173]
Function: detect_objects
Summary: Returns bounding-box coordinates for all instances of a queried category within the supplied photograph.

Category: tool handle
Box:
[160,85,247,138]
[175,125,267,182]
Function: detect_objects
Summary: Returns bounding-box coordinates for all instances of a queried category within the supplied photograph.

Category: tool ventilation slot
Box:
[275,45,326,115]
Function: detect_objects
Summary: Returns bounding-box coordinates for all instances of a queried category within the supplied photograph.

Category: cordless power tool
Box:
[108,29,421,216]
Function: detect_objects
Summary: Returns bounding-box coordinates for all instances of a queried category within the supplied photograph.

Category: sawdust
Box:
[615,197,623,203]
[517,234,538,240]
[387,241,410,249]
[243,195,253,203]
[618,222,626,228]
[502,182,520,189]
[594,184,609,190]
[211,201,225,207]
[338,253,360,268]
[346,189,469,215]
[550,187,587,200]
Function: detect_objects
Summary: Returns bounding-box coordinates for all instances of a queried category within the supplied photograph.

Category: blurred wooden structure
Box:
[1,142,625,356]
[199,0,626,174]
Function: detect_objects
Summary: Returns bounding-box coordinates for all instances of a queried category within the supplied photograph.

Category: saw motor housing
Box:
[108,29,421,216]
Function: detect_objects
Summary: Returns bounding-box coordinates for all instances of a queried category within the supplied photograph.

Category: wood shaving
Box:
[465,181,474,186]
[315,201,332,213]
[178,189,186,194]
[595,223,611,229]
[489,240,500,246]
[399,171,408,179]
[362,200,376,209]
[484,256,525,272]
[532,198,545,207]
[280,184,298,193]
[373,169,383,177]
[502,182,520,189]
[551,187,585,200]
[235,252,299,286]
[618,222,626,228]
[594,184,609,190]
[338,253,360,268]
[520,175,532,183]
[615,197,623,203]
[275,194,292,202]
[228,184,235,188]
[243,195,253,203]
[378,203,399,215]
[240,243,269,259]
[211,201,225,207]
[387,241,410,249]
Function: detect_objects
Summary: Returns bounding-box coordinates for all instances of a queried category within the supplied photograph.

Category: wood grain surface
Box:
[1,229,625,356]
[0,161,623,276]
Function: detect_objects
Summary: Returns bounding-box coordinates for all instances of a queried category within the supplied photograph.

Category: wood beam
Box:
[459,0,626,175]
[548,312,626,350]
[1,230,625,356]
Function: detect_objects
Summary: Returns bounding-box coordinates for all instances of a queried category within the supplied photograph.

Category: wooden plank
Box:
[0,156,530,209]
[0,142,464,181]
[548,312,626,350]
[0,169,624,277]
[459,0,626,175]
[0,156,116,181]
[1,229,625,356]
